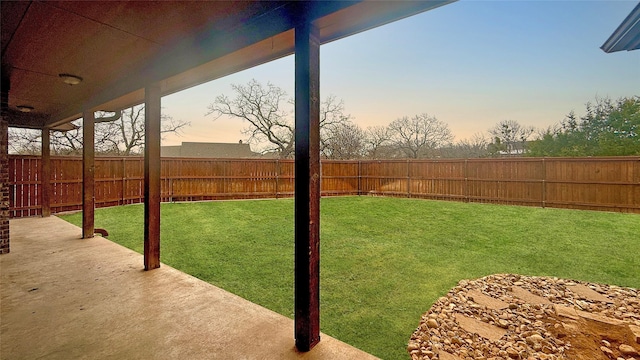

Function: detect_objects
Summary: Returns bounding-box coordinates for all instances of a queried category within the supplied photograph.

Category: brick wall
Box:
[0,116,9,254]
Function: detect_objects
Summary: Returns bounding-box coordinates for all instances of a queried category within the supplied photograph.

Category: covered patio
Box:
[1,1,455,356]
[1,215,377,359]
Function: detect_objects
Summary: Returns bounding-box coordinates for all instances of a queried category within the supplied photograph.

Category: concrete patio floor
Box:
[1,216,378,359]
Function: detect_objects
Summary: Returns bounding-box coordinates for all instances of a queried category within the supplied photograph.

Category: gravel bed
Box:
[408,274,640,360]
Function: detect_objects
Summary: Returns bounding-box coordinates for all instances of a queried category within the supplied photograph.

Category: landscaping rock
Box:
[567,284,613,303]
[628,324,640,344]
[618,344,638,356]
[454,313,507,341]
[601,346,614,358]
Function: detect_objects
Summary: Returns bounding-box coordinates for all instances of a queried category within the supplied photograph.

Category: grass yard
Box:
[59,197,640,360]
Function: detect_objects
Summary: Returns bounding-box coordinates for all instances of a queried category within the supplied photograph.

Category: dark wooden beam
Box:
[82,110,94,238]
[294,21,321,352]
[4,109,50,129]
[144,84,161,270]
[41,127,51,217]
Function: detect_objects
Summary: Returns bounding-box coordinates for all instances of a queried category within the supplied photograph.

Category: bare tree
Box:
[363,126,392,159]
[387,113,454,158]
[440,133,489,158]
[7,105,189,156]
[321,122,365,159]
[8,128,42,154]
[488,120,535,155]
[319,95,355,155]
[206,79,353,158]
[98,105,189,155]
[9,122,92,155]
[206,80,293,157]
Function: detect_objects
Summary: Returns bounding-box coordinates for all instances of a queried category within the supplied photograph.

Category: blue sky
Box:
[162,0,640,147]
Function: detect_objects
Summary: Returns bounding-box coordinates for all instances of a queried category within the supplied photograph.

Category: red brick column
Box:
[0,116,9,254]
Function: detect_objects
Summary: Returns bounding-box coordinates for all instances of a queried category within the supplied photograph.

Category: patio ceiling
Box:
[1,0,453,131]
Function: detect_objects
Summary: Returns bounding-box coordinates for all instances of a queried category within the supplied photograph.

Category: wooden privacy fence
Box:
[7,155,640,217]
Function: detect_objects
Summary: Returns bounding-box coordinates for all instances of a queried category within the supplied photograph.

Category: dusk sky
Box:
[161,0,640,149]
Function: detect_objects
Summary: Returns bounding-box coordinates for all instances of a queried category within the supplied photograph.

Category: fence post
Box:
[121,157,125,205]
[177,157,183,202]
[168,159,171,202]
[275,159,279,199]
[224,160,228,199]
[357,160,362,196]
[464,159,469,203]
[406,159,411,198]
[542,157,546,208]
[41,128,51,217]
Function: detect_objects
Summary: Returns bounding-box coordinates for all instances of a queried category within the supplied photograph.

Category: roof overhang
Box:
[1,1,455,130]
[601,2,640,53]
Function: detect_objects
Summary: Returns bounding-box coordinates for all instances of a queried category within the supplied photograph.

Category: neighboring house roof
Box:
[160,146,182,157]
[601,2,640,53]
[161,142,258,158]
[367,145,406,159]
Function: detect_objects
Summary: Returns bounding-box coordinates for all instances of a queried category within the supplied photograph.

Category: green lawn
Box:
[59,197,640,360]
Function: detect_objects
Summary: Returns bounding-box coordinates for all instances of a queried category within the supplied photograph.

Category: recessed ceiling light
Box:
[58,73,83,85]
[17,105,34,113]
